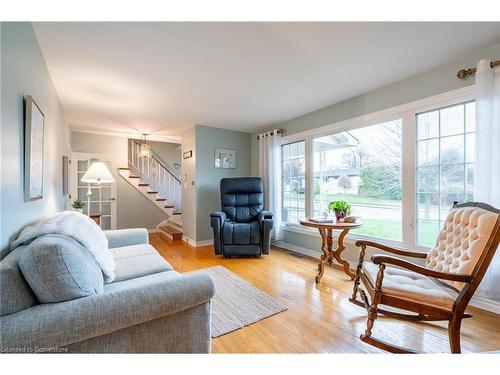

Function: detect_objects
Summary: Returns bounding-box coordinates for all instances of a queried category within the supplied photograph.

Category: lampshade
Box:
[81,162,115,184]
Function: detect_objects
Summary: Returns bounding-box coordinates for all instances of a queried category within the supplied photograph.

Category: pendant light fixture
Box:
[139,133,152,158]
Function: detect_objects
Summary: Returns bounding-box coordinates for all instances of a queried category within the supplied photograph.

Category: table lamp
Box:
[81,162,115,196]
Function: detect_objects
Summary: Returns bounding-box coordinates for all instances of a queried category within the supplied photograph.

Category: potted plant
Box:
[72,200,85,214]
[328,200,351,221]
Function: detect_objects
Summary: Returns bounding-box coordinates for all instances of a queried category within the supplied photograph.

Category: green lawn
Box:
[283,192,402,208]
[316,193,402,208]
[351,218,403,241]
[283,192,439,246]
[351,218,439,247]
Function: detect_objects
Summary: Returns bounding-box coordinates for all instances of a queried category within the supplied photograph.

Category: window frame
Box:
[280,85,476,250]
[415,100,476,247]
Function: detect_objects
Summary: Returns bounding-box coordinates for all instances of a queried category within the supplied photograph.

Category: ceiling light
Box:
[139,134,152,157]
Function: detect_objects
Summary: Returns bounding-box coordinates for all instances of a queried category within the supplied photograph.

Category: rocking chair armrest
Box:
[355,240,428,259]
[371,255,473,283]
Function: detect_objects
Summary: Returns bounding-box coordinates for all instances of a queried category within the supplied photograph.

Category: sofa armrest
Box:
[104,228,149,248]
[0,271,214,351]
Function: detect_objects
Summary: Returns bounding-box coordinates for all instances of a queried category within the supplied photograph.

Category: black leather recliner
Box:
[210,177,273,257]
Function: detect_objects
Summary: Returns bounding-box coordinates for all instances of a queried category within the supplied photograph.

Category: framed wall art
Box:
[62,155,69,196]
[214,148,236,169]
[24,95,45,201]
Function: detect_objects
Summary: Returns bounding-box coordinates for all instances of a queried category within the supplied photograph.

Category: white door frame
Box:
[70,152,117,230]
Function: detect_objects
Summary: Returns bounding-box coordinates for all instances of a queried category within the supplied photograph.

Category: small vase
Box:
[75,208,83,214]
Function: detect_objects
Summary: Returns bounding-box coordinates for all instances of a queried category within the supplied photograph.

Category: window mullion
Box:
[402,111,416,246]
[304,138,313,218]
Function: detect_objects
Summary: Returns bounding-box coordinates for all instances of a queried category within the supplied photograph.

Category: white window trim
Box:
[281,85,476,249]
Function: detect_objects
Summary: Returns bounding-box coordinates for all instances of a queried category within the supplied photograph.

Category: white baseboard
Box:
[470,295,500,314]
[195,239,214,247]
[273,240,321,259]
[272,240,500,315]
[182,236,214,247]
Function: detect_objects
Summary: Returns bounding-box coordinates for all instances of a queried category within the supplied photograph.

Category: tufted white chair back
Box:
[426,206,499,290]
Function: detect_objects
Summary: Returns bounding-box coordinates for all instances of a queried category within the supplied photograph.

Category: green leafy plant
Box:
[72,200,85,209]
[328,200,351,220]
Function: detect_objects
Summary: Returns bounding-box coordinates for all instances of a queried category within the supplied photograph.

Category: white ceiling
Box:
[33,22,500,142]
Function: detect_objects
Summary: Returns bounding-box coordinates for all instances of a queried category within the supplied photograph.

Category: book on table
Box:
[309,217,334,223]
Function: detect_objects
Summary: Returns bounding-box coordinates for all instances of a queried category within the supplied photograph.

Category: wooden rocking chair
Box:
[350,202,500,353]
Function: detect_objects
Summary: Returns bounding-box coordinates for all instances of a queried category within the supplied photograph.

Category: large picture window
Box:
[279,88,475,249]
[416,101,475,246]
[312,120,403,241]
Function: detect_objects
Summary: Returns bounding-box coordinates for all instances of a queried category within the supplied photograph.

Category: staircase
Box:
[118,139,183,241]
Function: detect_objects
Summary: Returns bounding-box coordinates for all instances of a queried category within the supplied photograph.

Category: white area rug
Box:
[202,266,288,337]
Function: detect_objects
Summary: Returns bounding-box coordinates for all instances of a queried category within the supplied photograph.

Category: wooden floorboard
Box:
[149,233,500,354]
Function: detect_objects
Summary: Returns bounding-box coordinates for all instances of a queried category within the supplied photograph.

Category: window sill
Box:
[282,223,430,253]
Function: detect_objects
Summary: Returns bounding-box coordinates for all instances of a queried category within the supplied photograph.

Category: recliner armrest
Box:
[210,211,226,255]
[210,211,227,222]
[258,211,273,224]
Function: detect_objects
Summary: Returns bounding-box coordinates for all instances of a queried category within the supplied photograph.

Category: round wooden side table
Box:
[299,218,362,283]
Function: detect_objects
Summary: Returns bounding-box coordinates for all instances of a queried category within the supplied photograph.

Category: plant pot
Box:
[334,209,347,221]
[74,208,83,214]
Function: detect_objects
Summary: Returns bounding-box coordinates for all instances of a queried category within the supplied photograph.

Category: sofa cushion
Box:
[222,221,260,245]
[0,245,38,316]
[111,244,173,283]
[18,234,104,303]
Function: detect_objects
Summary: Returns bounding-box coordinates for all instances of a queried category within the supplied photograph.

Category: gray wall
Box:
[249,41,500,269]
[71,131,168,229]
[195,125,251,242]
[1,23,70,255]
[181,127,197,240]
[250,42,500,175]
[180,125,252,243]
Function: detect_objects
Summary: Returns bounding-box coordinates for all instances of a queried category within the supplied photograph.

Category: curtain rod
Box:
[457,59,500,79]
[256,129,284,140]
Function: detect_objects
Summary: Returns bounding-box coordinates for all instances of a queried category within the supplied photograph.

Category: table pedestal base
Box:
[315,227,355,283]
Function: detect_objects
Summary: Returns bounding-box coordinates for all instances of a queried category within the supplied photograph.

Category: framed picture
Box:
[183,150,193,159]
[214,148,236,169]
[24,96,44,201]
[62,156,69,196]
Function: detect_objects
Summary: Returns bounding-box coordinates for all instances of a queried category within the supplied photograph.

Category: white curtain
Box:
[474,59,500,301]
[259,130,283,240]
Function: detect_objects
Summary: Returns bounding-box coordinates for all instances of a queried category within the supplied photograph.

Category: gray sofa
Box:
[0,228,214,353]
[210,177,273,257]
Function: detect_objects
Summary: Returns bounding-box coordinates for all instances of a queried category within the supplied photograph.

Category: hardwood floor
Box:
[149,233,500,353]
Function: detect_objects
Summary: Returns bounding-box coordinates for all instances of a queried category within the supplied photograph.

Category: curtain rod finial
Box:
[457,69,467,79]
[457,69,470,80]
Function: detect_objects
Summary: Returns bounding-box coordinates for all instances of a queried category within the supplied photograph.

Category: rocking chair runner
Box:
[350,202,500,353]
